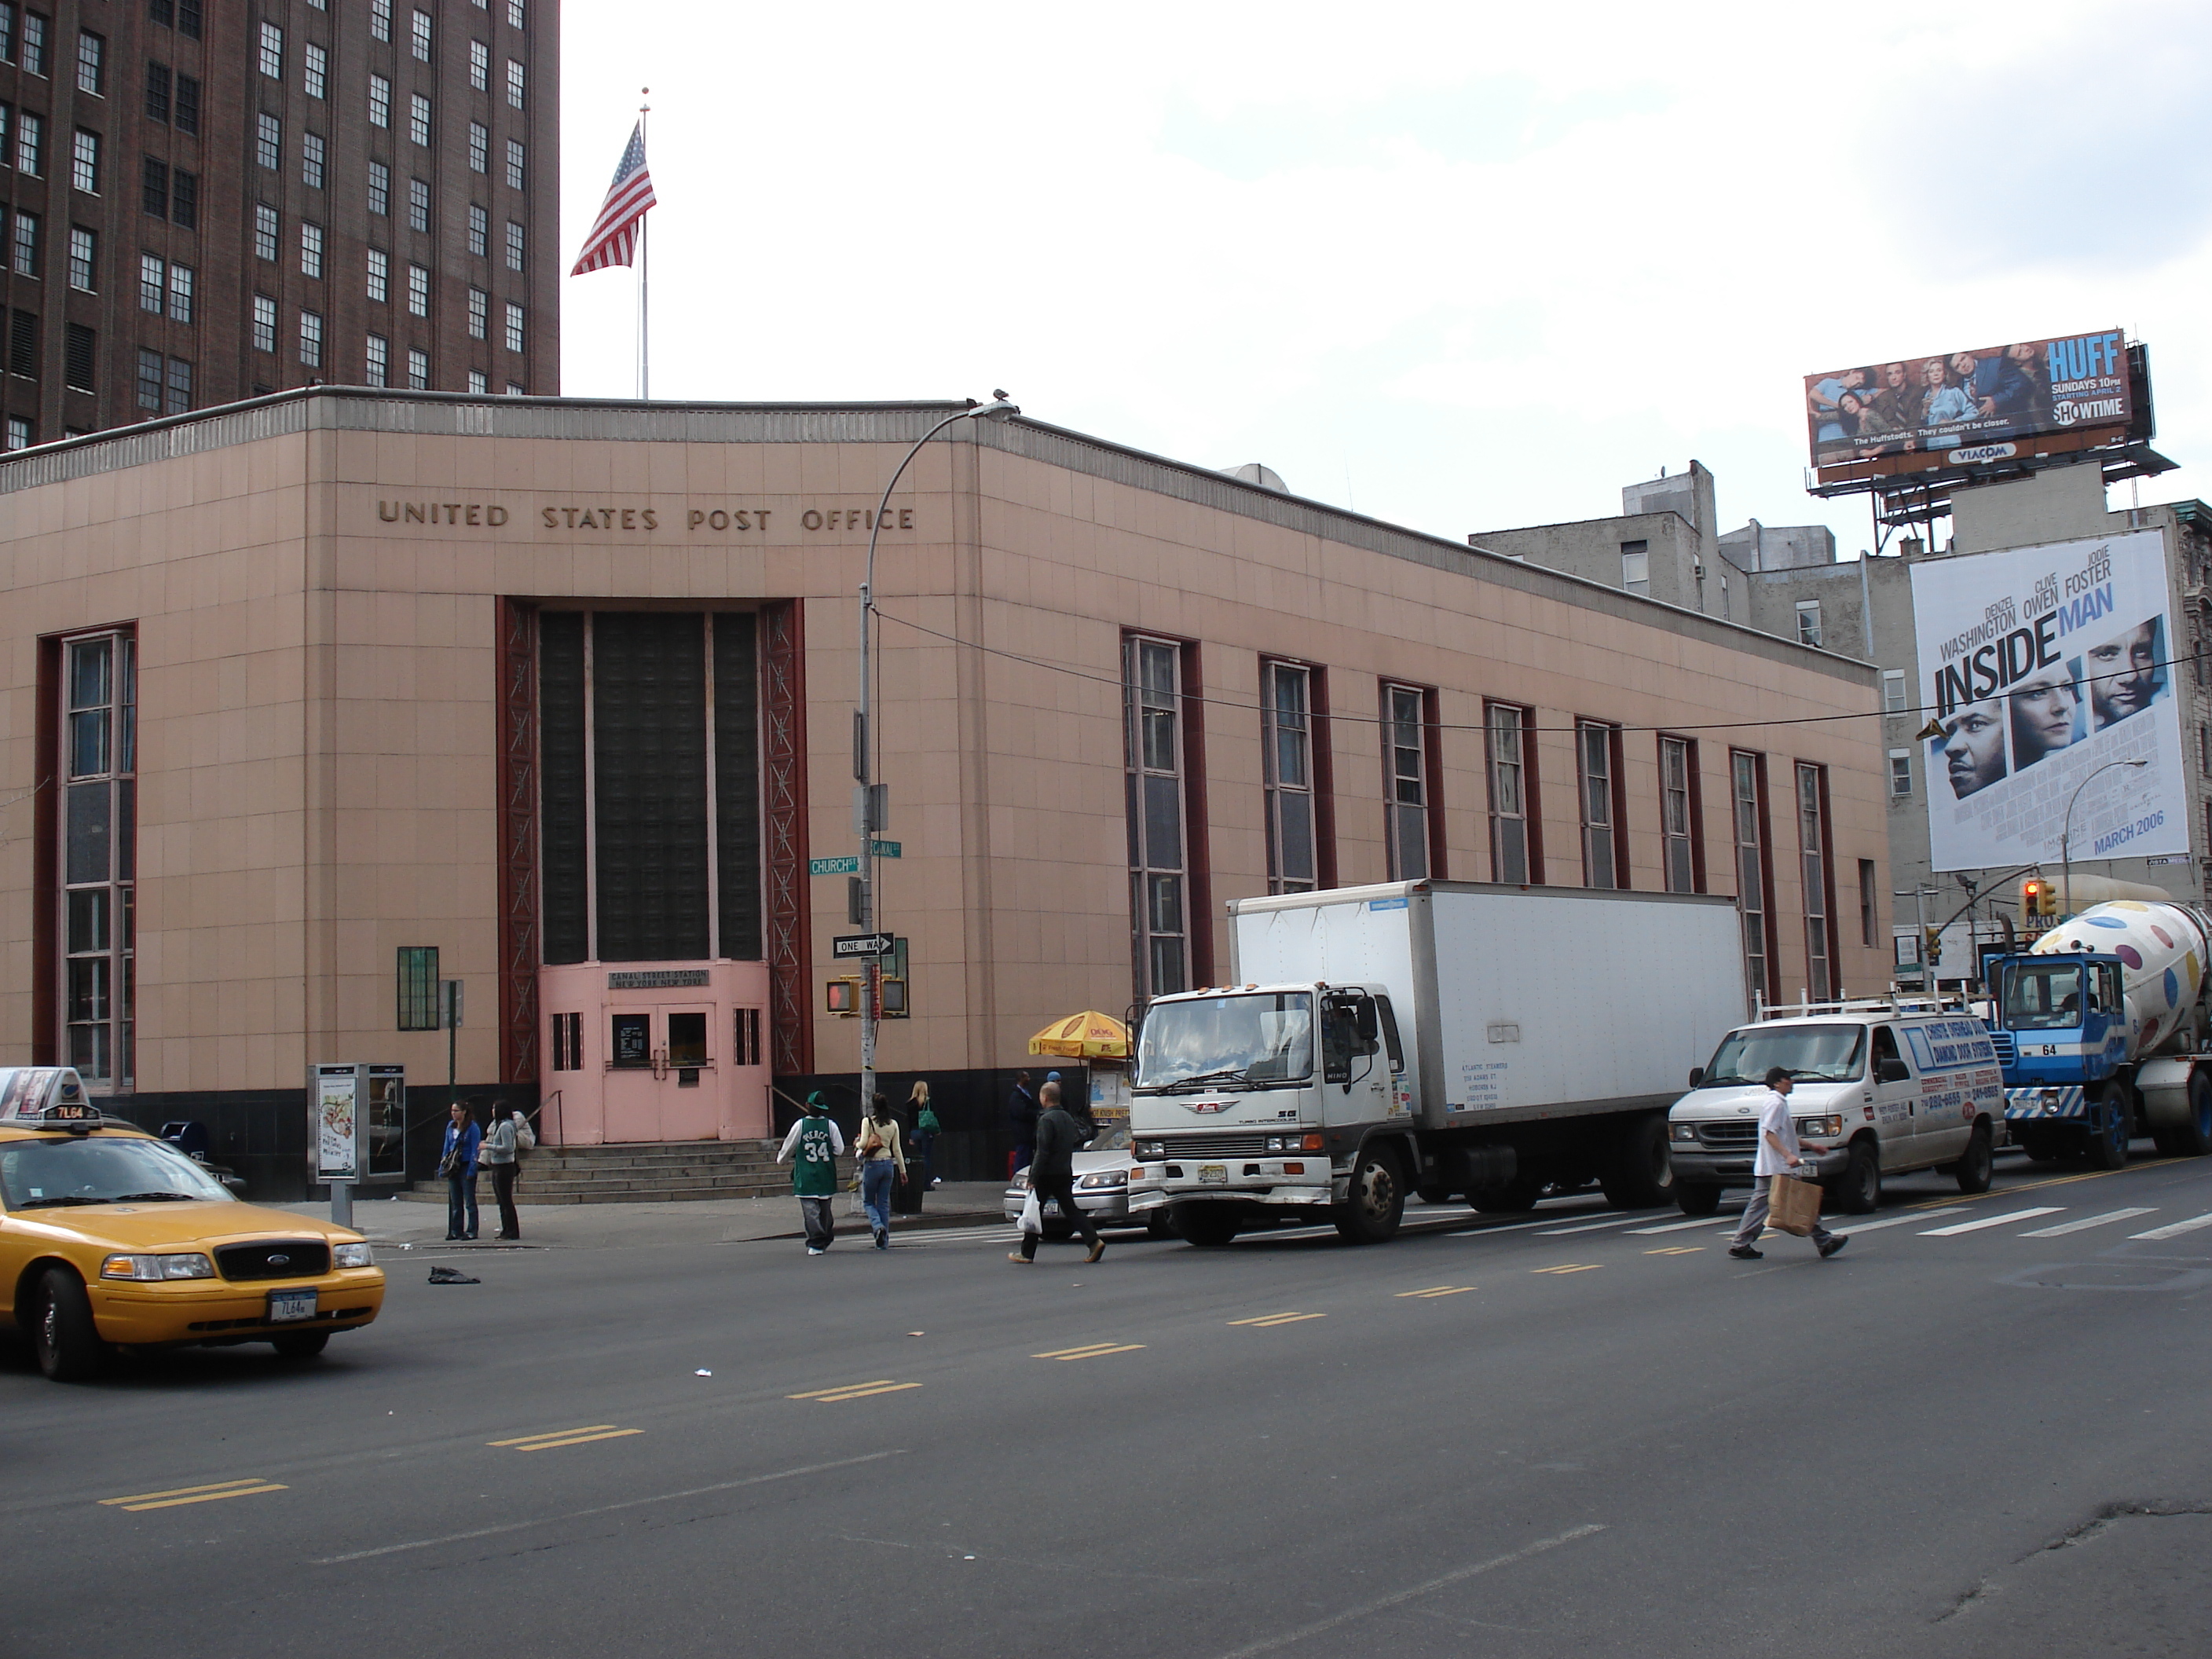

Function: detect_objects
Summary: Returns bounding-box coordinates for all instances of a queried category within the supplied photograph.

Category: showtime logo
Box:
[2055,398,2126,427]
[1948,442,2018,465]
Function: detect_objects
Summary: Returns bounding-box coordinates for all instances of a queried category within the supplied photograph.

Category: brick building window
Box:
[508,0,526,27]
[506,59,525,109]
[1485,701,1536,884]
[505,220,524,272]
[10,208,37,273]
[299,220,323,280]
[1125,635,1201,1001]
[408,93,431,148]
[467,369,487,394]
[406,262,429,317]
[469,39,489,91]
[255,112,280,171]
[253,203,278,262]
[364,332,388,386]
[368,161,390,218]
[407,347,428,389]
[467,120,488,173]
[504,301,523,354]
[1660,734,1701,893]
[251,293,276,353]
[1382,683,1435,881]
[302,130,325,190]
[371,0,391,43]
[135,346,162,410]
[1577,719,1626,888]
[1262,660,1318,895]
[138,253,163,313]
[369,74,390,129]
[298,309,322,368]
[257,20,283,79]
[145,60,170,121]
[66,224,93,289]
[163,354,189,412]
[71,128,99,194]
[16,110,42,176]
[467,203,488,256]
[75,28,101,94]
[170,169,196,227]
[174,74,199,134]
[1731,750,1775,1004]
[56,628,138,1087]
[467,286,486,339]
[64,321,94,389]
[411,8,434,62]
[141,157,169,217]
[505,138,524,190]
[1797,763,1835,1001]
[408,177,430,233]
[6,416,31,449]
[304,41,326,100]
[366,247,388,303]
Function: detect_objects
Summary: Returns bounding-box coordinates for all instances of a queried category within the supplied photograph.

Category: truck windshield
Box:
[1134,994,1314,1092]
[1697,1023,1866,1086]
[2002,962,2085,1031]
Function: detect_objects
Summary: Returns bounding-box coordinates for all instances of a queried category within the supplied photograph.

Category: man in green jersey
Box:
[775,1091,847,1254]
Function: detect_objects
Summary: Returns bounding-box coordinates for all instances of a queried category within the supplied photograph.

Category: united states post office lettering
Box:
[378,501,512,525]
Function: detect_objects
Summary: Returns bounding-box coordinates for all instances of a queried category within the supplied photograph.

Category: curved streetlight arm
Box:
[2060,757,2150,919]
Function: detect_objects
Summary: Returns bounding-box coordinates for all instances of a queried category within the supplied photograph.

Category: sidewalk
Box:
[270,1181,1011,1250]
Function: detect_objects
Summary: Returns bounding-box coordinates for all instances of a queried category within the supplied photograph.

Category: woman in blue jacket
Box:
[441,1100,482,1240]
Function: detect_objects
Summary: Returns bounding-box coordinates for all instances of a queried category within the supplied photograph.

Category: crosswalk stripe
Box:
[1825,1207,1968,1234]
[2130,1212,2212,1241]
[1920,1207,2064,1236]
[1626,1215,1741,1235]
[2020,1208,2156,1238]
[1535,1216,1650,1236]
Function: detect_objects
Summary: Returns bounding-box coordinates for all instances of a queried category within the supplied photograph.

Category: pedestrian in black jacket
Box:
[1010,1082,1104,1265]
[1006,1071,1040,1179]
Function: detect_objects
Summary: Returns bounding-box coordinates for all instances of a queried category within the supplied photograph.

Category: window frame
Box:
[1730,749,1778,1006]
[1887,747,1912,798]
[51,626,138,1091]
[1123,632,1208,1002]
[1796,761,1837,1002]
[1484,699,1540,885]
[1381,681,1442,882]
[1795,598,1822,649]
[1575,718,1628,889]
[1658,732,1704,894]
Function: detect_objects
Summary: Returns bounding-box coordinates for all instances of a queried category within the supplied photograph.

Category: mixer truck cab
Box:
[1665,1000,2005,1217]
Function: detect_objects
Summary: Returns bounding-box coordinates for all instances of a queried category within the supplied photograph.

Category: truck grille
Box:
[1697,1122,1760,1149]
[214,1241,331,1281]
[1987,1032,2016,1064]
[1157,1133,1273,1159]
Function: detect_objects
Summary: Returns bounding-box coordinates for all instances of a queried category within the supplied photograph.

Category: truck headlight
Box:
[333,1241,375,1269]
[1137,1141,1165,1159]
[1668,1122,1700,1144]
[1795,1115,1844,1138]
[101,1252,216,1281]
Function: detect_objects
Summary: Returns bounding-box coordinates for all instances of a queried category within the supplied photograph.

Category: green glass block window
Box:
[397,946,440,1030]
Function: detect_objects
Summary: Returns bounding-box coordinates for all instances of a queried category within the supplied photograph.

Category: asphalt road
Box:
[6,1148,2212,1659]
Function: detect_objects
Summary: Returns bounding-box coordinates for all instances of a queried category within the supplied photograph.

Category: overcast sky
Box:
[558,1,2210,559]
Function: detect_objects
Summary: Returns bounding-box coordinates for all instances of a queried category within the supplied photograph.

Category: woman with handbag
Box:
[438,1100,482,1241]
[855,1093,907,1251]
[479,1101,522,1240]
[909,1081,942,1190]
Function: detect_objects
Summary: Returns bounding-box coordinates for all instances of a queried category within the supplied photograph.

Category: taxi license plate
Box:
[268,1289,317,1324]
[1198,1163,1229,1185]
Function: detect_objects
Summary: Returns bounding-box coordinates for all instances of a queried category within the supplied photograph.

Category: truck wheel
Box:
[2084,1091,2131,1170]
[1674,1183,1723,1217]
[271,1331,331,1360]
[1954,1124,1994,1194]
[1415,1184,1452,1207]
[1171,1207,1240,1247]
[1599,1115,1674,1210]
[1836,1140,1881,1214]
[2018,1129,2064,1164]
[1470,1180,1543,1214]
[27,1267,107,1383]
[2174,1072,2212,1158]
[1333,1145,1405,1244]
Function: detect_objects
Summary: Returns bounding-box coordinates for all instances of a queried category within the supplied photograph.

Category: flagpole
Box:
[637,90,650,400]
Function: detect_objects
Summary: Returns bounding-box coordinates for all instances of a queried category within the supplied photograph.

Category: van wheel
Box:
[1171,1207,1240,1247]
[1836,1141,1882,1214]
[1599,1115,1674,1210]
[1954,1124,1994,1194]
[271,1331,331,1360]
[1470,1180,1543,1214]
[2084,1091,2131,1171]
[1333,1145,1405,1244]
[28,1267,107,1382]
[1674,1182,1723,1217]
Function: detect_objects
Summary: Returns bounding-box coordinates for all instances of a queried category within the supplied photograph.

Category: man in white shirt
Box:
[1729,1067,1848,1261]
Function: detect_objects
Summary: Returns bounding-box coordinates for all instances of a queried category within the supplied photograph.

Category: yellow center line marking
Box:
[509,1429,645,1452]
[1033,1342,1147,1361]
[786,1381,925,1403]
[1396,1285,1476,1298]
[101,1478,287,1511]
[1531,1263,1602,1275]
[1229,1312,1326,1327]
[488,1424,620,1447]
[1645,1246,1703,1256]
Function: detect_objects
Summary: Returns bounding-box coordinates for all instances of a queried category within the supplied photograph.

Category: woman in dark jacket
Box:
[440,1100,482,1241]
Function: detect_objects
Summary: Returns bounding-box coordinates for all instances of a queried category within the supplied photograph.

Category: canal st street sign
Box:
[833,934,895,958]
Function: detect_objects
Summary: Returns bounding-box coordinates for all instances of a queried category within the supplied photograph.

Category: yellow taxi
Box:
[0,1068,386,1381]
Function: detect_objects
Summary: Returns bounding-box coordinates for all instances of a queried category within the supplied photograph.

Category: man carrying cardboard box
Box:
[1729,1068,1850,1262]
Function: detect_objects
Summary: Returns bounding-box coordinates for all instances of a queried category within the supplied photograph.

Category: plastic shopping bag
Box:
[1019,1191,1043,1235]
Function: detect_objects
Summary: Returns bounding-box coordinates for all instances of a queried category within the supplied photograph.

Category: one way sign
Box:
[833,933,894,958]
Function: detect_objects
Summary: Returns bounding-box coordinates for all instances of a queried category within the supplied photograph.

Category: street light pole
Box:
[2060,757,2150,918]
[854,395,1018,1134]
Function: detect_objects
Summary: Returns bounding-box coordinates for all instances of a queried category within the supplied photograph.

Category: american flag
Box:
[571,123,657,274]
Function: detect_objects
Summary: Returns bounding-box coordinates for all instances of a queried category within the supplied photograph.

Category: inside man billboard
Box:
[1914,530,2185,874]
[1806,328,2130,474]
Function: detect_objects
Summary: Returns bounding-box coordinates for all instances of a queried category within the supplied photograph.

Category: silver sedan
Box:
[1002,1126,1172,1239]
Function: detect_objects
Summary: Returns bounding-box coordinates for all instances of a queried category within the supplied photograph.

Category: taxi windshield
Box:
[2002,962,2085,1031]
[0,1135,235,1210]
[1698,1023,1867,1086]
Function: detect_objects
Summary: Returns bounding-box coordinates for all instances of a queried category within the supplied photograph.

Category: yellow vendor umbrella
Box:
[1027,1010,1130,1060]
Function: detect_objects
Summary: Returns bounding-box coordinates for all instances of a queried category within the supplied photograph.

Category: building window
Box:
[1382,683,1434,881]
[505,381,524,397]
[136,346,162,411]
[9,208,37,274]
[408,93,431,148]
[368,160,390,218]
[505,58,525,108]
[396,947,440,1031]
[75,28,101,94]
[303,41,326,99]
[366,247,389,303]
[411,7,434,61]
[299,221,323,280]
[364,332,388,386]
[408,177,431,233]
[141,157,170,218]
[63,321,94,390]
[1888,748,1912,798]
[504,301,523,354]
[16,109,42,175]
[167,262,192,323]
[1485,701,1535,884]
[1621,539,1650,597]
[6,416,31,449]
[253,203,278,262]
[1731,750,1774,1005]
[145,60,171,121]
[469,39,489,90]
[71,128,98,194]
[406,263,429,317]
[371,0,392,42]
[1859,859,1878,949]
[467,119,488,173]
[1797,763,1833,1001]
[169,167,196,227]
[298,309,322,368]
[302,130,325,190]
[66,225,93,290]
[8,309,36,376]
[505,219,524,272]
[467,287,487,339]
[174,73,199,134]
[18,6,44,73]
[57,629,137,1088]
[508,0,526,27]
[1262,661,1317,895]
[251,293,276,353]
[257,20,282,79]
[369,74,390,129]
[505,138,525,190]
[551,1011,580,1071]
[255,111,280,171]
[163,354,189,412]
[1577,720,1624,888]
[1882,668,1906,714]
[1660,734,1700,894]
[138,252,163,313]
[407,347,428,389]
[1795,599,1822,649]
[467,203,488,256]
[467,368,487,394]
[1125,635,1196,1001]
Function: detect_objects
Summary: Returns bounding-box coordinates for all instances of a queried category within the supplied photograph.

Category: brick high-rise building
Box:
[1,0,558,447]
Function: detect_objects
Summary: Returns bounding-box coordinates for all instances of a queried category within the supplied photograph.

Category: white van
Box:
[1665,998,2006,1216]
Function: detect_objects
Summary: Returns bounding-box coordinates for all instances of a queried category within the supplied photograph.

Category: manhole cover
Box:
[2001,1261,2212,1293]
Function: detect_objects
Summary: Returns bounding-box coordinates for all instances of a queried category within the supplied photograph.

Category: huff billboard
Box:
[1805,328,2132,479]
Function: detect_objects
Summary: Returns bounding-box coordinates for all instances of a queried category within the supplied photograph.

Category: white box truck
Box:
[1126,881,1748,1243]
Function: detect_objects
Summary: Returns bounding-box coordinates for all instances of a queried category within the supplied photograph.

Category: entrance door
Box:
[656,1003,719,1140]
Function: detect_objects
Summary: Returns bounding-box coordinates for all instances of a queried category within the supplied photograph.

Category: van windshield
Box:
[2002,962,2084,1031]
[1134,993,1313,1092]
[1697,1023,1867,1086]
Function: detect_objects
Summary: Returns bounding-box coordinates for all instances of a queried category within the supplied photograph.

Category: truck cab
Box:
[1985,953,2129,1087]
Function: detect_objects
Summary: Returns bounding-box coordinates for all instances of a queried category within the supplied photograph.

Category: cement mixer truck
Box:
[1985,899,2212,1166]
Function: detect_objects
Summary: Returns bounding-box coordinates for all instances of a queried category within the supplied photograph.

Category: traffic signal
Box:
[2023,878,2056,918]
[1924,928,1943,967]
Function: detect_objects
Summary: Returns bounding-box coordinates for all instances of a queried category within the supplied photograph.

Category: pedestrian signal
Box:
[826,976,863,1016]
